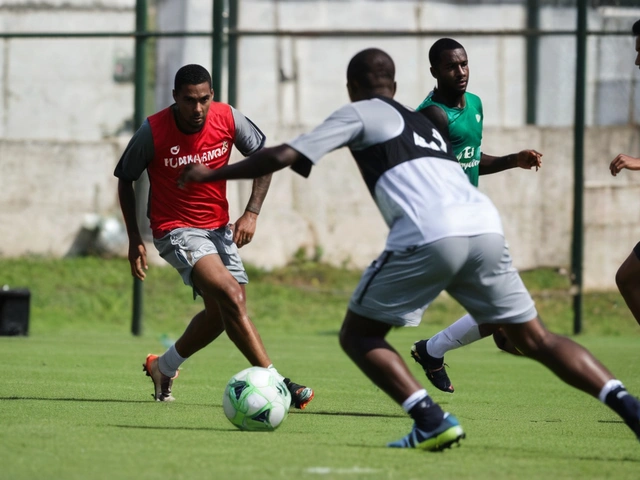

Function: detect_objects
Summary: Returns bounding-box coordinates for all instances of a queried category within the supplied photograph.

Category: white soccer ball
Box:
[222,366,292,431]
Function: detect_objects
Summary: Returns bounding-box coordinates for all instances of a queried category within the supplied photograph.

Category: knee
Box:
[518,330,557,358]
[615,265,632,293]
[338,323,352,354]
[615,253,640,294]
[216,280,245,304]
[203,284,246,317]
[339,320,366,358]
[228,285,246,306]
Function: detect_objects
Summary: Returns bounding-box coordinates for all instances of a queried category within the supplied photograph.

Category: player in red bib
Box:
[114,64,314,409]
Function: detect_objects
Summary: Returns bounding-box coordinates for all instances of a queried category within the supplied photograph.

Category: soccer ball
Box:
[222,366,291,431]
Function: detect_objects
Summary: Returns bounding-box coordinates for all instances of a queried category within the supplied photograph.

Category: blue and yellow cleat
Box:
[388,413,465,451]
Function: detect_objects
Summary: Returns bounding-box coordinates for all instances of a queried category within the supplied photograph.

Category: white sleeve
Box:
[286,104,364,164]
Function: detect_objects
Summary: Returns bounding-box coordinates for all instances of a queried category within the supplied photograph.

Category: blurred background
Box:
[1,0,639,291]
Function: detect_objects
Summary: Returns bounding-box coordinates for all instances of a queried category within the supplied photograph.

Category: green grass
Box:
[1,257,639,479]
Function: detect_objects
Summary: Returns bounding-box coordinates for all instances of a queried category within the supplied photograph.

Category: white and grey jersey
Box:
[286,96,503,251]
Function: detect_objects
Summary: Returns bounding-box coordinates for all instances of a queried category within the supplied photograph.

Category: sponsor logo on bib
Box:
[164,141,229,168]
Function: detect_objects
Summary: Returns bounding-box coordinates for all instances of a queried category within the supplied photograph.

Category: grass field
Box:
[1,257,640,479]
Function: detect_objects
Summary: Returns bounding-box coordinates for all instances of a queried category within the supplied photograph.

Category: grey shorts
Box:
[153,226,248,296]
[348,233,537,327]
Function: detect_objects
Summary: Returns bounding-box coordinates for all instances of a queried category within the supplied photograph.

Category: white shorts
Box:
[153,226,248,297]
[348,234,537,327]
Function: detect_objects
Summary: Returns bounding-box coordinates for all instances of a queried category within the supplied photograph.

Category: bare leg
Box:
[341,310,466,449]
[339,310,425,404]
[501,317,640,439]
[491,327,522,356]
[615,249,640,327]
[174,304,225,358]
[158,254,313,409]
[192,254,271,367]
[501,317,612,397]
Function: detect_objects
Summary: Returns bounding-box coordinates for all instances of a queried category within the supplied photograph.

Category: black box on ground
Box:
[0,288,30,336]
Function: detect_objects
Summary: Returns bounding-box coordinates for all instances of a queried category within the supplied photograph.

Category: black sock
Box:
[408,396,445,432]
[605,387,640,435]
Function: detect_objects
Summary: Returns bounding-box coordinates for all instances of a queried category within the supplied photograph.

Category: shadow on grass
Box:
[0,396,405,419]
[468,441,640,464]
[0,395,208,407]
[109,424,232,432]
[293,410,405,419]
[0,396,150,403]
[204,402,406,419]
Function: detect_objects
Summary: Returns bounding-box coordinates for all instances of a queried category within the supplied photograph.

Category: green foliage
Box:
[1,258,638,338]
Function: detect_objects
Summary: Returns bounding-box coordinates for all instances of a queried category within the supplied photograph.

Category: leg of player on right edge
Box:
[502,317,640,441]
[615,245,640,327]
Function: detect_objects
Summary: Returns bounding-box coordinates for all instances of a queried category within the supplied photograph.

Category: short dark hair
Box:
[174,64,212,91]
[633,19,640,36]
[346,48,395,89]
[429,38,465,67]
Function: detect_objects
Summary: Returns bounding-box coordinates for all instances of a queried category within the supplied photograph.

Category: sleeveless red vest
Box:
[147,103,236,237]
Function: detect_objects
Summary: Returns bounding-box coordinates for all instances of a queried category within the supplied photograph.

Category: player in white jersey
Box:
[178,48,640,450]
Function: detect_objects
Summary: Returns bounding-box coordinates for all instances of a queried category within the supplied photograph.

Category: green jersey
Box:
[416,92,483,186]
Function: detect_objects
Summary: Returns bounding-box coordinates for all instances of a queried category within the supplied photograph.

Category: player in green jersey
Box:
[418,90,484,186]
[411,38,543,393]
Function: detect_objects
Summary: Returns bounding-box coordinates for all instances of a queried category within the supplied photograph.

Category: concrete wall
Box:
[231,125,640,292]
[479,125,640,291]
[0,1,136,141]
[3,125,638,291]
[1,138,126,256]
[2,0,640,292]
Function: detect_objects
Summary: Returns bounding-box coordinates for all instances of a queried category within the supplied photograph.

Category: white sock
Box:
[267,364,285,382]
[598,379,624,403]
[401,389,428,413]
[427,313,481,358]
[158,344,185,378]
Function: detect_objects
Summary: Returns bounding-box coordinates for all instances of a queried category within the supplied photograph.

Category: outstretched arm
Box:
[610,153,640,176]
[178,145,303,186]
[479,149,542,176]
[180,145,303,246]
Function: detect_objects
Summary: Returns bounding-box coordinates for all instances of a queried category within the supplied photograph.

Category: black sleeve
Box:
[290,155,313,178]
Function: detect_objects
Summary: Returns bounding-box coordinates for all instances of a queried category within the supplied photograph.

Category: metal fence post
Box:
[572,0,588,334]
[526,0,539,125]
[131,0,148,336]
[228,0,238,107]
[212,0,224,102]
